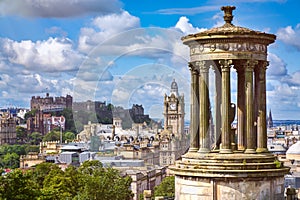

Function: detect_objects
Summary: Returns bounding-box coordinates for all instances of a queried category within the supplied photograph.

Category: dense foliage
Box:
[154,176,175,198]
[42,130,75,142]
[0,144,39,169]
[0,160,133,200]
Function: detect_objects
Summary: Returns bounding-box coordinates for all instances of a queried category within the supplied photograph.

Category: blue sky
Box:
[0,0,299,120]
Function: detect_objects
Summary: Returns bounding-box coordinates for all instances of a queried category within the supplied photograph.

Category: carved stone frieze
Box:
[190,52,267,62]
[189,42,267,57]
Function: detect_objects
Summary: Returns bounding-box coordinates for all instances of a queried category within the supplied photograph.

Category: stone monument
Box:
[169,6,290,200]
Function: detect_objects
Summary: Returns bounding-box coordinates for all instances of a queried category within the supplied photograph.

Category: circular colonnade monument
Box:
[169,6,290,200]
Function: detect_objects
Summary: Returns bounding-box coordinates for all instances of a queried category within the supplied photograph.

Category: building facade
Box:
[31,93,72,111]
[159,79,188,166]
[0,113,17,145]
[27,93,71,135]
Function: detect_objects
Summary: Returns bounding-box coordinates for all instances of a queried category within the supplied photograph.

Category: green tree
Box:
[16,126,27,144]
[76,160,133,200]
[2,152,20,168]
[25,145,40,153]
[33,162,61,187]
[29,132,43,145]
[107,103,114,111]
[0,144,31,169]
[154,176,175,198]
[0,169,40,199]
[39,167,73,199]
[63,131,75,142]
[24,109,37,120]
[0,160,134,200]
[42,130,60,142]
[62,108,76,133]
[0,144,27,156]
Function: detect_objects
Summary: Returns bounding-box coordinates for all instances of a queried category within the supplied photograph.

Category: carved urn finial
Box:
[221,6,236,25]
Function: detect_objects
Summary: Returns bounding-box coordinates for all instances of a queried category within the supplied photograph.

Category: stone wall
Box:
[174,176,285,200]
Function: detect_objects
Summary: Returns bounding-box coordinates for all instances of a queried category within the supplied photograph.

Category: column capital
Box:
[244,60,258,72]
[195,60,209,72]
[261,60,269,70]
[219,59,232,72]
[188,62,199,74]
[195,60,206,66]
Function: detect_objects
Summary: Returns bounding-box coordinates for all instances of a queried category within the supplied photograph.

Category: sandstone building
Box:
[0,113,17,145]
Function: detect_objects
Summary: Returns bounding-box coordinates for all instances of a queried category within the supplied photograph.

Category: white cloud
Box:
[0,37,84,72]
[277,24,300,50]
[175,16,207,35]
[212,12,224,28]
[0,71,74,107]
[0,0,122,18]
[267,53,288,77]
[78,11,140,53]
[281,71,300,87]
[153,5,219,15]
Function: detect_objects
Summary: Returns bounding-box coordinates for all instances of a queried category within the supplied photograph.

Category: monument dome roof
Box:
[182,6,276,44]
[286,141,300,154]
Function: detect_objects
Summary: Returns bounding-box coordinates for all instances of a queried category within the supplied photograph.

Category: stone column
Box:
[214,64,222,149]
[188,62,199,152]
[256,61,269,153]
[198,61,210,153]
[244,60,258,154]
[235,63,246,151]
[219,59,233,154]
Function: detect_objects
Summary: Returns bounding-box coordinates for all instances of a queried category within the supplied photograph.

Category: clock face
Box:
[170,103,176,110]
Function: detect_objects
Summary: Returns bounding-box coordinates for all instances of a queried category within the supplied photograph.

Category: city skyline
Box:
[0,0,299,120]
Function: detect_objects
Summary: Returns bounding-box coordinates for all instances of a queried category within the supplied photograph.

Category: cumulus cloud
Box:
[0,7,202,118]
[277,24,300,50]
[267,83,300,119]
[281,71,300,87]
[212,12,225,28]
[267,53,288,78]
[0,71,74,107]
[78,12,196,69]
[0,0,122,18]
[0,37,84,72]
[78,11,140,53]
[175,16,207,35]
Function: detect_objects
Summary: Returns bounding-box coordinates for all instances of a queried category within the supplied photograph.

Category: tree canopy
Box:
[0,160,133,200]
[0,144,39,169]
[154,176,175,198]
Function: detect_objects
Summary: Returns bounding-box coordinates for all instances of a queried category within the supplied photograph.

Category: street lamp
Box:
[57,120,63,144]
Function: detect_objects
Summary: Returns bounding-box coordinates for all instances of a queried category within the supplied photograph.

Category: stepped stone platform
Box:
[169,152,290,200]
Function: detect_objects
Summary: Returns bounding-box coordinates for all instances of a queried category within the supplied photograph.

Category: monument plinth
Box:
[169,6,289,200]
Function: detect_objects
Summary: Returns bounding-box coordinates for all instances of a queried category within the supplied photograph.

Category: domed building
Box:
[287,141,300,162]
[285,141,300,198]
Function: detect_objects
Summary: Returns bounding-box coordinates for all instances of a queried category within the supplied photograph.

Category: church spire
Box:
[170,79,179,97]
[267,109,273,128]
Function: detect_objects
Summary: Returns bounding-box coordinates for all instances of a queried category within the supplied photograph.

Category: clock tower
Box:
[163,79,185,139]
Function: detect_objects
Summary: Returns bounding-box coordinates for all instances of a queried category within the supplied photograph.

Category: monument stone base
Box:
[169,152,289,200]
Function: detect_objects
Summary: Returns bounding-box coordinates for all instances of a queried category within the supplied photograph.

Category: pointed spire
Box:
[267,109,273,128]
[170,79,179,97]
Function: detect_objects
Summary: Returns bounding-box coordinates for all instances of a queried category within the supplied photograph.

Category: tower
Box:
[267,109,273,128]
[170,6,289,200]
[163,79,185,139]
